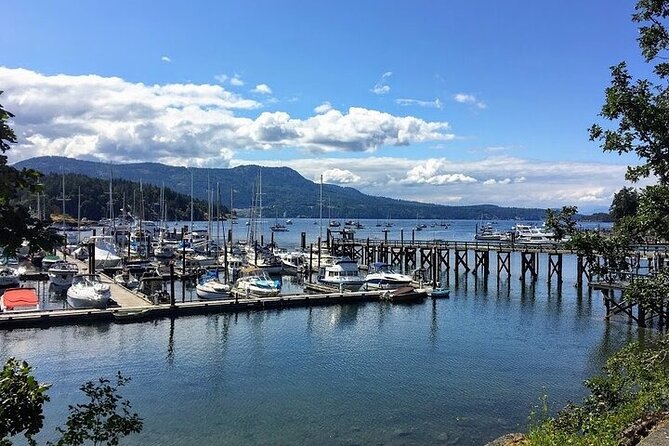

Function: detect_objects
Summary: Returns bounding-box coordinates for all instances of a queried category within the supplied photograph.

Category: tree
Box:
[589,1,669,184]
[51,373,143,446]
[0,358,142,446]
[544,205,578,242]
[0,358,50,446]
[0,91,62,256]
[610,187,639,222]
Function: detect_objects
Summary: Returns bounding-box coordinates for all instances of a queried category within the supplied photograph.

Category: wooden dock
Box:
[0,289,384,329]
[66,256,153,308]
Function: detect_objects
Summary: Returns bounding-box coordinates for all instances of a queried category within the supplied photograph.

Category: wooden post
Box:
[169,262,176,307]
[88,242,95,273]
[473,250,489,277]
[301,232,306,251]
[309,243,314,283]
[547,253,563,284]
[497,251,511,279]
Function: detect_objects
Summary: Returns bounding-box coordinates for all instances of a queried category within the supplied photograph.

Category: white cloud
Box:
[0,67,453,166]
[232,155,636,210]
[321,168,361,184]
[215,73,244,86]
[395,98,442,109]
[401,159,478,185]
[161,56,172,63]
[454,93,486,109]
[314,101,333,114]
[483,178,512,185]
[371,71,392,95]
[251,83,272,95]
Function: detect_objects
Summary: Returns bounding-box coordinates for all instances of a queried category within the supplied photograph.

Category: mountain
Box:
[15,156,548,220]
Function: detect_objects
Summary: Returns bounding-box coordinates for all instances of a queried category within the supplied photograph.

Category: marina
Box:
[0,218,661,445]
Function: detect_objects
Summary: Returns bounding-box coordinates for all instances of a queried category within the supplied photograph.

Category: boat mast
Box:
[258,168,263,242]
[319,174,323,240]
[77,186,81,244]
[190,169,194,234]
[61,172,66,233]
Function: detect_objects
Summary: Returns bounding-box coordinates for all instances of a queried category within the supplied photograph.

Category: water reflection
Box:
[167,317,175,365]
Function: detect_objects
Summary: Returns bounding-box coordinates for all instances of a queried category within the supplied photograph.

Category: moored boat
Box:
[1,287,39,311]
[362,262,413,290]
[0,267,20,288]
[66,274,111,309]
[196,271,232,300]
[317,257,365,290]
[233,269,280,297]
[48,260,79,288]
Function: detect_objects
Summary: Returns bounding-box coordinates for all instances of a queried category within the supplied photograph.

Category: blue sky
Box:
[2,0,651,210]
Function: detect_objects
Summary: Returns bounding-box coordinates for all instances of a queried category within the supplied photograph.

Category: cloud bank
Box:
[0,67,453,167]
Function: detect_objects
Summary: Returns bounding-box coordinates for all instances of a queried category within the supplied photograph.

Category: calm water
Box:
[1,219,647,445]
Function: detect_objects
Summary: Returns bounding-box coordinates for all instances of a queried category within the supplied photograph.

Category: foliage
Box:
[589,1,669,184]
[634,184,669,241]
[544,205,578,241]
[28,173,218,222]
[624,268,669,309]
[0,358,142,446]
[567,231,633,282]
[528,334,669,445]
[0,358,50,446]
[0,91,63,256]
[610,187,639,223]
[50,372,143,446]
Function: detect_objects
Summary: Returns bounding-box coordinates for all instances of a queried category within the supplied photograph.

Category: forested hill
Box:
[16,156,548,220]
[28,173,216,222]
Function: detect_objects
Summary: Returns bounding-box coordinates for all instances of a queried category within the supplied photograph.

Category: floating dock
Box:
[0,289,385,329]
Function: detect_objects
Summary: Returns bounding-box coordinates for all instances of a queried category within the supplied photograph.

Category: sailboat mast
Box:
[190,170,194,233]
[77,187,81,244]
[319,174,323,240]
[258,168,263,240]
[61,172,66,233]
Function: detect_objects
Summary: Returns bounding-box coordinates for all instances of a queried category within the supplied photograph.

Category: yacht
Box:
[196,271,232,300]
[233,269,280,297]
[87,236,122,269]
[317,257,365,290]
[362,262,413,290]
[47,260,79,288]
[66,274,111,309]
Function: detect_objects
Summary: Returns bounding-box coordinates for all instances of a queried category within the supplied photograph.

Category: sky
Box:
[1,0,654,212]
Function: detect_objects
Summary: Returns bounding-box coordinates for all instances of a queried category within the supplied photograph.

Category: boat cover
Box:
[2,288,38,310]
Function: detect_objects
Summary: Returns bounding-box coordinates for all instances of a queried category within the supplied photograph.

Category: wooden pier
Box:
[0,289,384,329]
[328,236,669,288]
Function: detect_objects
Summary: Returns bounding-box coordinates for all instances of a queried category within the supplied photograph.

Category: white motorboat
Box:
[247,246,283,274]
[317,257,365,290]
[88,236,122,269]
[278,251,306,274]
[113,270,139,289]
[196,272,232,300]
[362,262,413,290]
[513,224,555,244]
[233,270,280,297]
[66,274,111,309]
[48,260,79,288]
[0,267,20,288]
